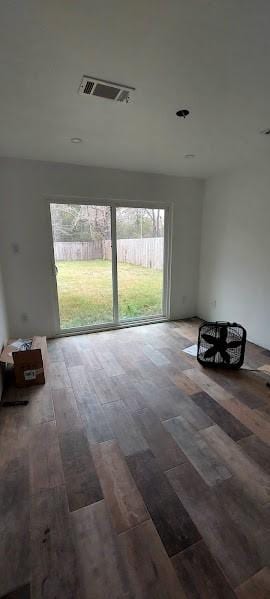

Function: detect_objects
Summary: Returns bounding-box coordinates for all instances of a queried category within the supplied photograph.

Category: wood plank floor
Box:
[1,319,270,598]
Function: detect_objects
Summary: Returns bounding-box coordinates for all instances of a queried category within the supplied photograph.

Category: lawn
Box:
[56,260,163,329]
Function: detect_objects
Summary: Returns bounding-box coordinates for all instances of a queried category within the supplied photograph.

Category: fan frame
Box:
[197,321,247,370]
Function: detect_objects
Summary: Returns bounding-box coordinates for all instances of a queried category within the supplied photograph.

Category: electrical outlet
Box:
[182,295,187,305]
[21,313,28,322]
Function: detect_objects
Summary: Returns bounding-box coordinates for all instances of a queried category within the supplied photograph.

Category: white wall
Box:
[198,160,270,349]
[0,260,8,397]
[0,158,203,338]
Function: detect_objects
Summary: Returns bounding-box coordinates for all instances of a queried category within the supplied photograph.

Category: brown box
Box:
[0,336,48,387]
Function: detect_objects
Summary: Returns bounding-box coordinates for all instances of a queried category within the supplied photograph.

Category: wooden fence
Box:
[103,238,164,270]
[54,237,164,270]
[54,241,103,261]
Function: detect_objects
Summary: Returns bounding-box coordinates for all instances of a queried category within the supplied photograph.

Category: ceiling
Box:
[1,0,270,178]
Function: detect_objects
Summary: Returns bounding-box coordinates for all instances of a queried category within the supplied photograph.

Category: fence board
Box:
[54,241,103,261]
[54,238,164,270]
[103,238,164,270]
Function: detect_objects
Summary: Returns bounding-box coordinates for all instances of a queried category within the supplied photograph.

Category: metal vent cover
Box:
[78,76,135,103]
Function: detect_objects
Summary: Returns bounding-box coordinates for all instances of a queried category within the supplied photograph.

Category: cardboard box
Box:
[0,336,48,387]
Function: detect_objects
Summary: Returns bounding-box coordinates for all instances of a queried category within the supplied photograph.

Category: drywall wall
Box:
[0,261,8,397]
[0,158,203,337]
[198,159,270,349]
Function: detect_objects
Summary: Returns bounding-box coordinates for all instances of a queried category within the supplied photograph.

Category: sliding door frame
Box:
[47,196,172,337]
[111,206,119,323]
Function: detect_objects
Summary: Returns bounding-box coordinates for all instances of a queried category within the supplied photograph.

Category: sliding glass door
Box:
[116,207,165,320]
[50,203,167,332]
[50,203,113,329]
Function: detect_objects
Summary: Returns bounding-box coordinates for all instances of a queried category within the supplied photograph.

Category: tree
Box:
[50,204,164,241]
[50,204,111,241]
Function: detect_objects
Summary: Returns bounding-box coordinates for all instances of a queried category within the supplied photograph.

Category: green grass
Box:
[56,260,163,329]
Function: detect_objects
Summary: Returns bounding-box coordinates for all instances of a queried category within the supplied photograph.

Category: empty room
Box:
[0,1,270,598]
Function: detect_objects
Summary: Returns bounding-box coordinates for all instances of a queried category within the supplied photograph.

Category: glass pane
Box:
[116,207,165,320]
[50,203,113,329]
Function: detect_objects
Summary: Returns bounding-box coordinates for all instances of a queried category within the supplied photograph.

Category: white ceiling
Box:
[1,0,270,178]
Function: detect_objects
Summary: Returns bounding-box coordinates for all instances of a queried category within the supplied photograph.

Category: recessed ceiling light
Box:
[71,137,82,143]
[185,154,195,159]
[176,109,190,118]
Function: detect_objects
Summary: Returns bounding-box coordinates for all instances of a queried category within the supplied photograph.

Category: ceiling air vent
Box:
[78,76,135,103]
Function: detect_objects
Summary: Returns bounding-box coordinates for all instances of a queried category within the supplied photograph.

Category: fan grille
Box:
[197,322,246,369]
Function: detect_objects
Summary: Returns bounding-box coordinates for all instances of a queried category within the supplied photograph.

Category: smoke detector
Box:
[78,76,135,103]
[176,109,190,118]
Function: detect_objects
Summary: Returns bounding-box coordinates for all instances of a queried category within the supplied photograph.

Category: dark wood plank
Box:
[0,584,31,599]
[218,396,270,445]
[0,453,30,597]
[233,389,266,410]
[71,500,129,599]
[92,440,149,533]
[235,567,270,598]
[185,369,270,445]
[53,387,103,510]
[58,428,103,512]
[238,434,270,474]
[172,540,236,599]
[167,461,260,587]
[31,486,81,598]
[103,400,148,455]
[164,418,231,486]
[192,391,251,441]
[133,407,187,470]
[118,519,187,598]
[127,449,201,556]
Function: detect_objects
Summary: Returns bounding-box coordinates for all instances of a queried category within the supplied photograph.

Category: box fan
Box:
[197,322,246,369]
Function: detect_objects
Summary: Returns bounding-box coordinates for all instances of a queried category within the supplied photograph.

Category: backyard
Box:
[56,260,163,329]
